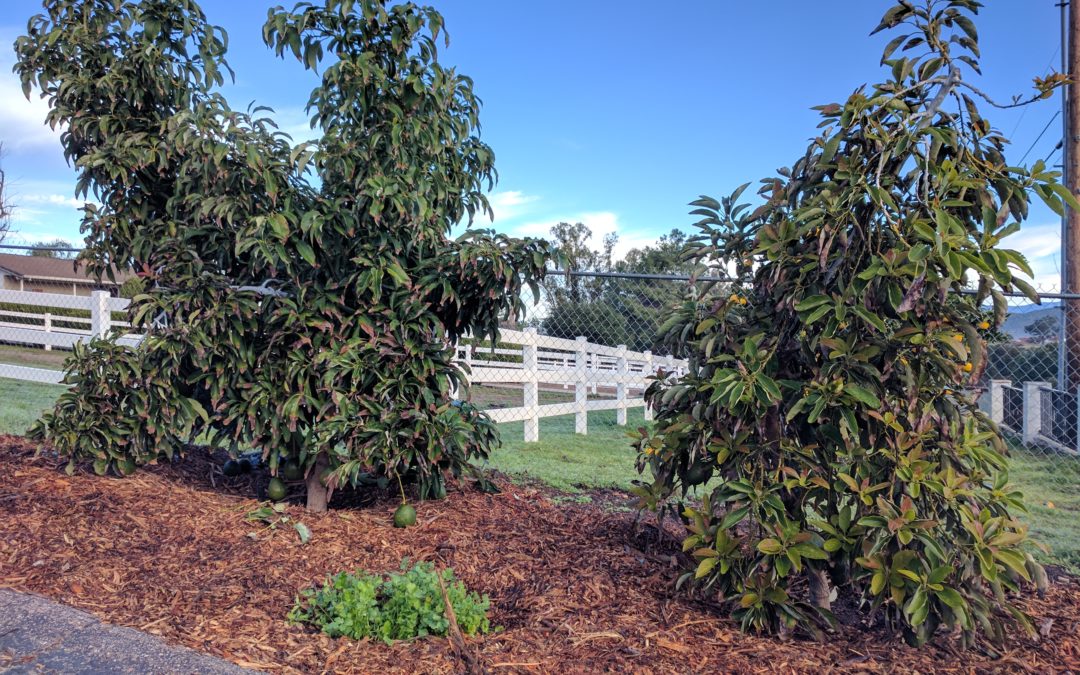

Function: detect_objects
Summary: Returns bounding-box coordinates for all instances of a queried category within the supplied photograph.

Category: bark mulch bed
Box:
[1,435,1078,674]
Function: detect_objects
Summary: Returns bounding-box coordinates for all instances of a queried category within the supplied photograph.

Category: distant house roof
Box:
[0,252,132,286]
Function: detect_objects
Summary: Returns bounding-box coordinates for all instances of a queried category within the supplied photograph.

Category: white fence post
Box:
[590,350,598,395]
[989,379,1009,425]
[616,343,628,426]
[1076,385,1080,455]
[642,350,654,421]
[1022,381,1047,444]
[43,313,52,351]
[90,290,110,338]
[449,341,460,400]
[523,327,539,442]
[575,336,588,435]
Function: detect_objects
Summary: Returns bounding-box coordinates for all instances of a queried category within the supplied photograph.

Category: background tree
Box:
[28,238,76,259]
[635,0,1066,646]
[541,221,613,307]
[0,143,11,244]
[18,0,554,512]
[1025,315,1058,344]
[541,223,717,352]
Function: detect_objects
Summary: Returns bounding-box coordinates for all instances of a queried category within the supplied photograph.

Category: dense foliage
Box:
[288,561,491,642]
[634,0,1067,646]
[16,0,554,510]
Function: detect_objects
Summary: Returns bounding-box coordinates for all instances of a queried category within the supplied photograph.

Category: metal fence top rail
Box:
[2,244,1077,300]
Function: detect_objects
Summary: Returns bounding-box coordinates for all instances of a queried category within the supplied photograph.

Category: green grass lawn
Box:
[3,375,1078,570]
[0,344,72,370]
[485,409,648,493]
[0,377,66,436]
[1006,443,1080,571]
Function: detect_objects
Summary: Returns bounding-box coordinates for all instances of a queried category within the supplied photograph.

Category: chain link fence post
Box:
[522,326,539,443]
[574,336,588,435]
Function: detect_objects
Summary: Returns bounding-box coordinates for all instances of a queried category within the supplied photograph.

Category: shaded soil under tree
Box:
[0,436,1077,673]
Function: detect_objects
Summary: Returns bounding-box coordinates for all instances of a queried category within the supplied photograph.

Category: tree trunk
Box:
[807,567,832,611]
[306,454,330,513]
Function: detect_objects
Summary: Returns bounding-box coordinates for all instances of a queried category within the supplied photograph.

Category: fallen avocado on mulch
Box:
[0,434,1078,674]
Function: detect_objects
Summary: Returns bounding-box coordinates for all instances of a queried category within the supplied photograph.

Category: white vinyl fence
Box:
[0,291,686,441]
[0,289,137,384]
[458,327,687,441]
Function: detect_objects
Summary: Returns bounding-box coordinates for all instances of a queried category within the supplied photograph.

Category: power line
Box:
[1045,139,1064,164]
[1018,110,1061,165]
[1009,43,1063,139]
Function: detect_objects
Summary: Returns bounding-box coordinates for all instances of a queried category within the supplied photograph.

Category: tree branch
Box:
[915,66,961,131]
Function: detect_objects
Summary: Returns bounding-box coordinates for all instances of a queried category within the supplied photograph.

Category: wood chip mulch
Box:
[1,435,1078,674]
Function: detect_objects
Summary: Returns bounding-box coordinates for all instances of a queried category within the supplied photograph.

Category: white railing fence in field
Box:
[457,327,687,441]
[0,290,688,441]
[4,246,1080,486]
[0,289,139,383]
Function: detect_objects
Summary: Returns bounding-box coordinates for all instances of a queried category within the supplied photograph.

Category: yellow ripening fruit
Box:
[978,321,991,330]
[952,333,963,341]
[963,362,973,373]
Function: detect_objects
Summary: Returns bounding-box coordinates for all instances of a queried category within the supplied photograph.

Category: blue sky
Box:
[0,0,1067,288]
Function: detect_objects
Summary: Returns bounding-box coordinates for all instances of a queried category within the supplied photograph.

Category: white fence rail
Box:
[0,292,687,441]
[459,327,687,441]
[0,289,139,359]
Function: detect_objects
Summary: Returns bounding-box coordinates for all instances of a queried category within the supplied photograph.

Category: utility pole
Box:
[1065,0,1080,389]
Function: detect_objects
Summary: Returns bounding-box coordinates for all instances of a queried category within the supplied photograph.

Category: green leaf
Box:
[296,240,316,266]
[757,538,784,555]
[845,384,881,408]
[936,586,965,610]
[718,506,750,531]
[795,295,832,311]
[294,522,312,544]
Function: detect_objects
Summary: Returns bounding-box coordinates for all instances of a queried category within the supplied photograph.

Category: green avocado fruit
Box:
[116,458,137,476]
[267,477,288,501]
[393,503,417,528]
[683,460,713,487]
[282,462,303,482]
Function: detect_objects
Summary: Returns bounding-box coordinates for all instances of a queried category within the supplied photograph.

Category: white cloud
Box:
[0,69,62,151]
[511,210,658,261]
[1003,221,1062,292]
[266,107,320,145]
[8,206,46,227]
[6,232,71,243]
[21,194,96,209]
[488,190,540,223]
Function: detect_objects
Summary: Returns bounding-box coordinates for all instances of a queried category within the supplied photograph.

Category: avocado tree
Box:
[634,0,1070,646]
[16,0,554,511]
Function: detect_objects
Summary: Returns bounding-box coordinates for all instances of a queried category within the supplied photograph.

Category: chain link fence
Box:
[0,243,1078,561]
[0,245,136,386]
[457,270,713,443]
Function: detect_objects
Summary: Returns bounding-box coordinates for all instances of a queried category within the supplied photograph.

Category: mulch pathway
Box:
[0,435,1078,674]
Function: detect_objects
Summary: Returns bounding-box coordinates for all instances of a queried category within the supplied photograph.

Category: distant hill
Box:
[1001,302,1060,340]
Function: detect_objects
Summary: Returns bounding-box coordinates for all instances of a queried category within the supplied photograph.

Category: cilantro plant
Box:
[289,561,491,642]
